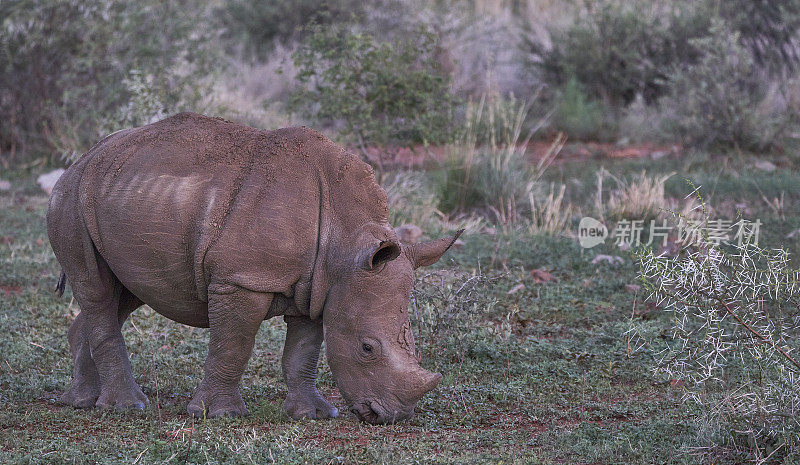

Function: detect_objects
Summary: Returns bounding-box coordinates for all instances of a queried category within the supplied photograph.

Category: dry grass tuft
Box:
[596,169,673,223]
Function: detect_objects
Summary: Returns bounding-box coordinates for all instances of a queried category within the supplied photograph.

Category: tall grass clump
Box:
[436,93,566,230]
[595,169,673,223]
[636,193,800,462]
[382,170,441,231]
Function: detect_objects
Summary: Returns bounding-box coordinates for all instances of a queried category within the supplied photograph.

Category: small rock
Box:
[530,268,557,283]
[507,283,525,295]
[0,179,11,191]
[452,239,465,250]
[754,160,777,172]
[591,254,624,265]
[35,238,44,246]
[395,224,422,244]
[650,150,668,160]
[37,169,65,196]
[787,228,800,239]
[625,284,641,293]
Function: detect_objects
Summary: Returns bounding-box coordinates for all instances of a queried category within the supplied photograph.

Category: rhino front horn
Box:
[405,369,443,403]
[407,230,464,269]
[422,370,442,393]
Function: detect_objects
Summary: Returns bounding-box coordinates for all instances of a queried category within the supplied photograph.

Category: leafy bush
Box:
[0,0,215,166]
[217,0,364,60]
[289,25,458,149]
[525,1,708,107]
[714,0,800,73]
[525,0,800,148]
[552,77,612,141]
[661,22,793,151]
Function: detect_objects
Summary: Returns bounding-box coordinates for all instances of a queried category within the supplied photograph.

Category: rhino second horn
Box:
[408,229,464,269]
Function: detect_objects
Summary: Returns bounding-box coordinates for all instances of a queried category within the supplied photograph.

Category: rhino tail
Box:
[55,271,67,297]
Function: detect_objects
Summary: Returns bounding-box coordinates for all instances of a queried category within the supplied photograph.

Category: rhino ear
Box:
[407,229,464,269]
[365,240,402,270]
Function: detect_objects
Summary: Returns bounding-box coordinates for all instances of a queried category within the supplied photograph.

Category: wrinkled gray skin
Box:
[46,113,461,424]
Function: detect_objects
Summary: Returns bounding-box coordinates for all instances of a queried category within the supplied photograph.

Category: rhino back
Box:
[77,113,323,325]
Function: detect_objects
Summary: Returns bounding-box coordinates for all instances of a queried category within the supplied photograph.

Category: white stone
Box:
[37,169,65,196]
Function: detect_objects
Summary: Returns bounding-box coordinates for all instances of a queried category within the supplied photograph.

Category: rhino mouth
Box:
[349,400,413,424]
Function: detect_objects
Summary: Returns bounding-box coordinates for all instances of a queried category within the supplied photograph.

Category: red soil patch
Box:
[357,141,681,169]
[0,285,22,296]
[528,141,680,162]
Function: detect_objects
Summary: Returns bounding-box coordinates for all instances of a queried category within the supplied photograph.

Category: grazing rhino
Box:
[46,113,462,424]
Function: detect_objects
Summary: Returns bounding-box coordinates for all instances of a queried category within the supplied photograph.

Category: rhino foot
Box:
[283,390,339,420]
[95,380,149,410]
[60,382,100,409]
[188,388,247,418]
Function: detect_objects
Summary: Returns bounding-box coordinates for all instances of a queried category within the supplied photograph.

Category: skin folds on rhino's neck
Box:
[294,139,392,320]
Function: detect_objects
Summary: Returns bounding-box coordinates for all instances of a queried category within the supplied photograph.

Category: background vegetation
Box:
[2,0,800,463]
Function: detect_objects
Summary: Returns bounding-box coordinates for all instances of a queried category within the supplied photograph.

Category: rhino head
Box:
[319,226,462,424]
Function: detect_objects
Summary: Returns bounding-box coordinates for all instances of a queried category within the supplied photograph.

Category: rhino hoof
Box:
[95,383,149,411]
[188,390,247,418]
[284,392,339,420]
[60,387,99,409]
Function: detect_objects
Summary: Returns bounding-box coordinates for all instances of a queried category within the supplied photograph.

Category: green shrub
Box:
[661,22,793,151]
[289,25,458,149]
[714,0,800,73]
[525,1,708,107]
[525,0,800,126]
[552,77,611,141]
[0,0,215,166]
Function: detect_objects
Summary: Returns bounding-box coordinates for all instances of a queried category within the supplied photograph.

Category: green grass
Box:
[1,151,799,464]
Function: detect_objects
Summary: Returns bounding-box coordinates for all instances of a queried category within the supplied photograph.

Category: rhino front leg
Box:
[188,286,272,418]
[282,316,339,420]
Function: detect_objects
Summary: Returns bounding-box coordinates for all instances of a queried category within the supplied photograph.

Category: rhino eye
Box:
[358,337,381,360]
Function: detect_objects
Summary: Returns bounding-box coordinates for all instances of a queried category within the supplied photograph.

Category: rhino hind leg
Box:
[61,311,101,408]
[61,289,144,409]
[188,287,272,418]
[281,316,338,420]
[56,239,147,409]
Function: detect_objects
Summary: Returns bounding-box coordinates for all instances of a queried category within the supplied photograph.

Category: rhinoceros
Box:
[46,113,461,424]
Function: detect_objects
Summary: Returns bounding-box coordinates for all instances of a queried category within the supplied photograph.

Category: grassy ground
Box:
[1,149,799,464]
